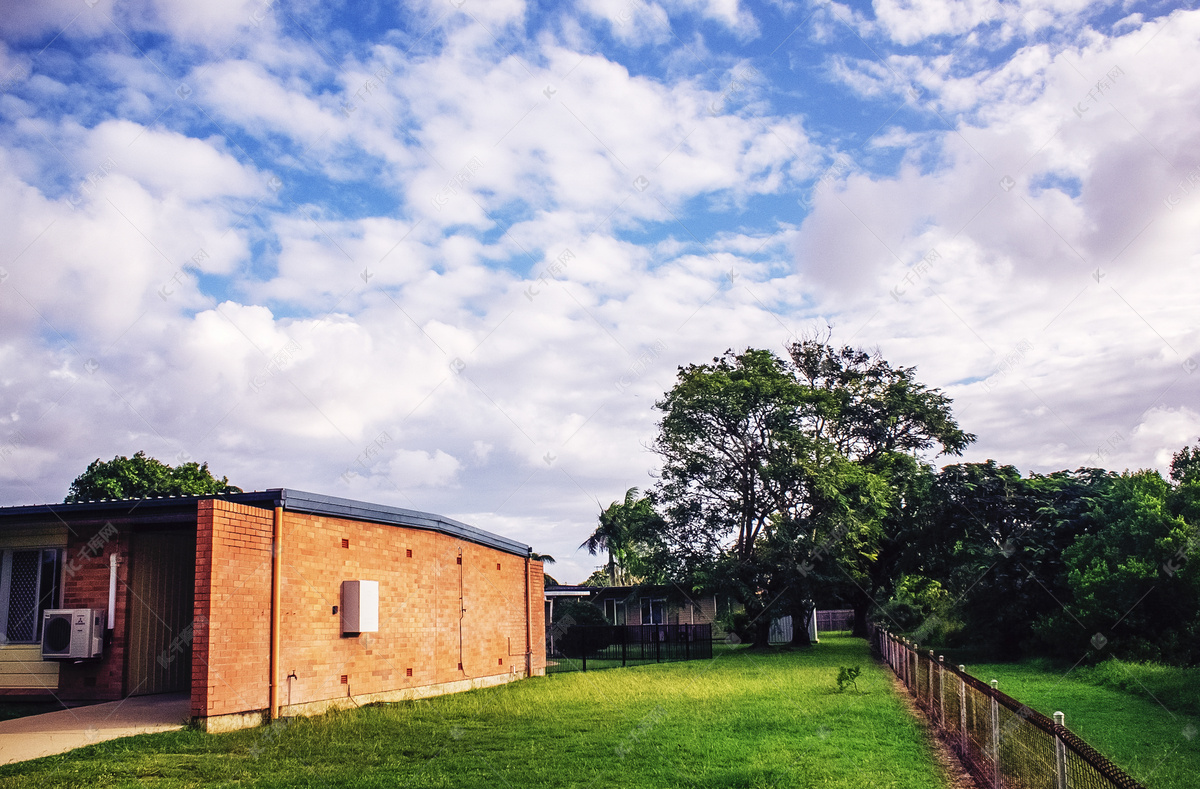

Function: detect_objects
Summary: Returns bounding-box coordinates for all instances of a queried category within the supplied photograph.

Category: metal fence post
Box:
[958,666,967,754]
[938,655,945,729]
[621,626,627,667]
[1054,711,1068,789]
[927,650,935,713]
[990,679,1001,789]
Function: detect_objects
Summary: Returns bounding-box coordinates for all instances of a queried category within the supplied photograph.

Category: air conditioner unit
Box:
[41,609,105,660]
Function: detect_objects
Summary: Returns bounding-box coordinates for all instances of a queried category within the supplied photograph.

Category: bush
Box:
[716,610,753,644]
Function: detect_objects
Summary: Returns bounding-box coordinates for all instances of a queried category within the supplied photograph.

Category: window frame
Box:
[0,547,64,645]
[640,596,666,625]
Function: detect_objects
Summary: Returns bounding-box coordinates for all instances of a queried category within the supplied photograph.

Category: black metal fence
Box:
[869,625,1146,789]
[547,623,713,672]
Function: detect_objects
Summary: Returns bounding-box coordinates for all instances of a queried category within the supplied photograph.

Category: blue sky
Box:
[1,0,1198,582]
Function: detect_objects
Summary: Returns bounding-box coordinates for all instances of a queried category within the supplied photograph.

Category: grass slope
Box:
[959,659,1200,789]
[0,636,947,789]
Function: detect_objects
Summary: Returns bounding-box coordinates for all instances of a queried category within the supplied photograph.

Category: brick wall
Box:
[272,512,544,710]
[527,559,545,674]
[58,524,130,701]
[191,499,274,719]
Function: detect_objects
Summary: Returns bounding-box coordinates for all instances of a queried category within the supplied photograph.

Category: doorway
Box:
[126,530,195,695]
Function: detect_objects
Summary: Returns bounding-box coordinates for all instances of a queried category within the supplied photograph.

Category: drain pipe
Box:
[269,505,283,720]
[107,551,118,630]
[524,555,532,676]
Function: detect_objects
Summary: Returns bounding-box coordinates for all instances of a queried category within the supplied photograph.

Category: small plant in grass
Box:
[836,665,862,692]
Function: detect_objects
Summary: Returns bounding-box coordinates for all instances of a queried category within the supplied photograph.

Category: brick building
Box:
[0,490,545,732]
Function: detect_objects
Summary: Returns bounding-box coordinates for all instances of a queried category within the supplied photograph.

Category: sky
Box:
[0,0,1197,584]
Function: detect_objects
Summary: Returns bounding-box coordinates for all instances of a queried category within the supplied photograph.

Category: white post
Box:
[990,679,1001,789]
[938,655,946,727]
[107,551,118,630]
[1054,711,1068,789]
[958,666,967,753]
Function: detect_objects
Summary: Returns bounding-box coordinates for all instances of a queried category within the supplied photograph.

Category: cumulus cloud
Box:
[0,1,1196,581]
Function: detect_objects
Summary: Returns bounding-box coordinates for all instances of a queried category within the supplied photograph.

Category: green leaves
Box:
[649,341,972,646]
[836,665,862,692]
[64,450,242,503]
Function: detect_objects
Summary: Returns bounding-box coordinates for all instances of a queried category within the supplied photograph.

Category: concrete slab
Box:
[0,693,189,765]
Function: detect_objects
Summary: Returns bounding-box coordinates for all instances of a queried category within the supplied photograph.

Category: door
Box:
[126,530,195,695]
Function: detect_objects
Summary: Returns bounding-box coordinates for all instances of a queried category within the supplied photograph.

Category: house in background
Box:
[544,583,725,628]
[0,489,545,731]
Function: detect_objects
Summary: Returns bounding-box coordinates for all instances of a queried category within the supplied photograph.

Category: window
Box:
[0,549,62,644]
[604,598,627,625]
[640,597,666,625]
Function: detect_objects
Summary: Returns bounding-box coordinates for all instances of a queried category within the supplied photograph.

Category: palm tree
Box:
[580,487,646,586]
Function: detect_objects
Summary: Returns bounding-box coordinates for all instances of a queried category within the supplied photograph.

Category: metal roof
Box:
[0,488,531,557]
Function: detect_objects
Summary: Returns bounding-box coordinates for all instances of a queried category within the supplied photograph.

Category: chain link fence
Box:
[869,625,1146,789]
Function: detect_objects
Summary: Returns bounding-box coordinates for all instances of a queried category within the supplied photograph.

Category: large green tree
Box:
[1037,469,1200,664]
[65,451,241,502]
[651,342,970,647]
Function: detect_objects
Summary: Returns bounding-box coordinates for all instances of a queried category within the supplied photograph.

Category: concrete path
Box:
[0,693,189,765]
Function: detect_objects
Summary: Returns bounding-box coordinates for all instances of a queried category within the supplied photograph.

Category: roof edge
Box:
[0,488,531,558]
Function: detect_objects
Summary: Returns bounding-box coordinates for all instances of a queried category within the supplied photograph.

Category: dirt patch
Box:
[886,670,979,789]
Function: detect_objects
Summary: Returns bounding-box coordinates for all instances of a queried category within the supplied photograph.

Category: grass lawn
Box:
[0,635,949,788]
[954,658,1200,789]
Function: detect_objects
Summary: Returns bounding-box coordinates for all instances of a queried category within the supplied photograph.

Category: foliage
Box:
[835,665,862,692]
[549,599,608,626]
[64,451,241,503]
[1170,443,1200,485]
[1036,469,1200,664]
[580,569,611,587]
[580,488,665,586]
[650,341,971,648]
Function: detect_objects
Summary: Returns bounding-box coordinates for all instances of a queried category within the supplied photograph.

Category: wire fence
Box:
[869,625,1146,789]
[546,623,713,673]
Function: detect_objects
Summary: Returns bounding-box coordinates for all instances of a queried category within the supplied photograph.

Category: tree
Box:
[1038,469,1200,664]
[580,488,665,586]
[1170,444,1200,485]
[65,451,241,502]
[785,341,974,637]
[650,342,970,648]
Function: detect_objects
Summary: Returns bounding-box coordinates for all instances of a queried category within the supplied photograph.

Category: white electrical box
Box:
[41,609,106,659]
[341,580,379,633]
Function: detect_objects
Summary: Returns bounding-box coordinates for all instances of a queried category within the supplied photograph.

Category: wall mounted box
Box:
[341,580,379,633]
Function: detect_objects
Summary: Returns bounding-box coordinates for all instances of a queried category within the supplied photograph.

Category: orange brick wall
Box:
[192,499,545,721]
[192,499,274,719]
[275,512,544,709]
[528,559,545,674]
[58,525,131,700]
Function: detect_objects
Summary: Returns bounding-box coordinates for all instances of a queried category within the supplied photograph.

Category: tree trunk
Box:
[789,600,813,648]
[751,615,772,649]
[852,596,870,638]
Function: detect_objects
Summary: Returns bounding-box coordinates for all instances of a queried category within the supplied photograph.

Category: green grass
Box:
[0,636,948,788]
[954,658,1200,789]
[0,703,64,723]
